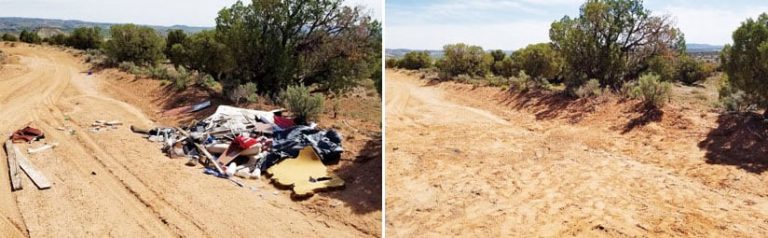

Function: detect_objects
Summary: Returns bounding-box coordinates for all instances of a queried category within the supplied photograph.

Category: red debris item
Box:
[274,116,295,129]
[234,135,258,150]
[10,126,45,143]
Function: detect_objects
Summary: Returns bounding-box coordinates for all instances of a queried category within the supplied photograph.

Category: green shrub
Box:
[19,30,41,44]
[149,66,170,79]
[280,85,325,124]
[102,24,165,66]
[67,27,102,50]
[172,66,191,90]
[575,79,601,98]
[510,71,531,92]
[632,74,672,107]
[1,33,17,42]
[676,57,707,85]
[118,61,137,72]
[718,77,750,112]
[438,43,493,77]
[398,51,432,70]
[199,74,222,92]
[486,75,509,87]
[385,58,398,68]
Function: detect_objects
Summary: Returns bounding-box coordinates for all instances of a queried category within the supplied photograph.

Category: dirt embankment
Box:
[385,69,768,237]
[0,43,381,238]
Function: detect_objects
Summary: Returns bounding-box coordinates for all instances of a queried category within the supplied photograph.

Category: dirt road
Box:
[385,70,768,237]
[0,44,376,237]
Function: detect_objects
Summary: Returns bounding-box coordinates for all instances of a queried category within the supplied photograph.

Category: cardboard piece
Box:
[267,147,344,197]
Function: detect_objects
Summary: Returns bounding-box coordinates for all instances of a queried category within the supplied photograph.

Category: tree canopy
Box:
[102,24,165,66]
[721,13,768,108]
[550,0,685,90]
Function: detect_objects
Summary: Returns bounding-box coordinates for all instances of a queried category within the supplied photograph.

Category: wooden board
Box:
[12,145,51,190]
[4,140,22,191]
[267,147,344,197]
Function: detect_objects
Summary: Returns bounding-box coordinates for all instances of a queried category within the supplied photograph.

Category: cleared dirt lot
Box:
[0,44,380,238]
[385,69,768,237]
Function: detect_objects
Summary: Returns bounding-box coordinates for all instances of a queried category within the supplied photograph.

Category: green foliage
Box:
[230,82,259,103]
[510,71,531,92]
[373,61,382,96]
[215,0,378,94]
[575,79,601,98]
[198,74,222,92]
[490,49,506,62]
[718,76,750,112]
[721,13,768,108]
[118,61,137,72]
[437,43,493,77]
[1,33,17,42]
[676,56,707,85]
[647,55,677,82]
[172,66,191,91]
[510,43,562,81]
[19,30,41,44]
[385,58,398,68]
[550,0,684,90]
[176,30,233,80]
[48,33,68,46]
[485,74,509,87]
[102,24,165,66]
[165,29,187,57]
[67,27,102,50]
[280,85,325,124]
[630,74,672,107]
[397,51,432,70]
[493,57,517,78]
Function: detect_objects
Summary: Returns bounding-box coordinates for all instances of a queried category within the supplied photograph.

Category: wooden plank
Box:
[12,145,51,190]
[4,140,22,191]
[175,128,225,175]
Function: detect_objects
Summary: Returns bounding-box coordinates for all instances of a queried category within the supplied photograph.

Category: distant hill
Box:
[0,17,211,37]
[686,43,723,53]
[387,43,723,59]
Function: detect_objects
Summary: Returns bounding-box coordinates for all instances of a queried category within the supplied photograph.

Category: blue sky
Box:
[0,0,381,27]
[386,0,768,50]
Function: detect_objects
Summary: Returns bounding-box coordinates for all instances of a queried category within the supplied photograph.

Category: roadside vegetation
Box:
[0,0,381,121]
[387,0,737,112]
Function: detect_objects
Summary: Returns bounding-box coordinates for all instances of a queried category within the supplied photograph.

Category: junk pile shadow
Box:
[321,133,382,214]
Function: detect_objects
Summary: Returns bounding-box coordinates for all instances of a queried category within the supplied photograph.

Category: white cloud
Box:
[659,5,768,44]
[386,21,552,50]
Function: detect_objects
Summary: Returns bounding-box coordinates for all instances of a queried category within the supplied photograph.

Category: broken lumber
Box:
[27,143,58,154]
[175,128,224,175]
[12,145,51,190]
[4,140,22,191]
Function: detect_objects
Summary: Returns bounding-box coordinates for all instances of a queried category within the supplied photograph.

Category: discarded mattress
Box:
[267,146,345,197]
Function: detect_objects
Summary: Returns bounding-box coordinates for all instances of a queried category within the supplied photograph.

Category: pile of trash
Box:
[132,105,345,196]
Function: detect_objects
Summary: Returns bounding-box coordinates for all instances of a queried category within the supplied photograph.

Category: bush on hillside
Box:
[1,33,17,42]
[629,74,672,107]
[67,27,102,50]
[280,85,325,125]
[575,79,601,98]
[397,51,431,70]
[102,24,165,66]
[437,43,493,77]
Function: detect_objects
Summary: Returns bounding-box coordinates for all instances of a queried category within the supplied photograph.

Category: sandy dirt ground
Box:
[0,43,380,238]
[385,69,768,237]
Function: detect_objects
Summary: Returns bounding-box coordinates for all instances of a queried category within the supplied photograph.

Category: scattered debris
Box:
[90,119,123,133]
[12,142,51,190]
[267,147,345,197]
[28,143,59,154]
[11,126,44,143]
[133,105,345,197]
